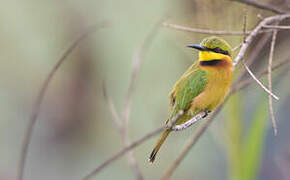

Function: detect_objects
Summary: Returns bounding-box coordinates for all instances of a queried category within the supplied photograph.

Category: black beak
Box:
[187,44,208,51]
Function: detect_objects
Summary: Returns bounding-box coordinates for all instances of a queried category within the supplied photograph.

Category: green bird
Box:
[149,36,233,163]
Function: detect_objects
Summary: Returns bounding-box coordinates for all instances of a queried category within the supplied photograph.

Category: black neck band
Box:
[200,59,222,66]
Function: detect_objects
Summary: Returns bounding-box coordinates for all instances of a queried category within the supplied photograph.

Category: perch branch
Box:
[161,106,223,180]
[17,22,107,180]
[171,111,208,131]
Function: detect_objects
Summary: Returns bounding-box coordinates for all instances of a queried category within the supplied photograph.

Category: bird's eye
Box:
[214,47,222,52]
[213,47,229,55]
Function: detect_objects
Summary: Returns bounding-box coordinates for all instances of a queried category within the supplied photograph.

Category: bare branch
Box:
[263,25,290,29]
[17,22,107,180]
[268,29,278,136]
[231,57,290,93]
[231,0,287,14]
[243,8,248,43]
[123,19,163,125]
[233,14,290,66]
[163,22,271,35]
[82,127,164,180]
[102,82,122,129]
[232,43,243,52]
[242,60,279,100]
[233,31,273,86]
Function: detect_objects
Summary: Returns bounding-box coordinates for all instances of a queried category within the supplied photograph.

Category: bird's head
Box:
[187,36,233,66]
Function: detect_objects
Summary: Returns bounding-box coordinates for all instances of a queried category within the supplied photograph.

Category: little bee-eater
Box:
[149,36,233,163]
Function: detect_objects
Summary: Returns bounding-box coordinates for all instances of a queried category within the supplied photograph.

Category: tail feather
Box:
[149,129,171,163]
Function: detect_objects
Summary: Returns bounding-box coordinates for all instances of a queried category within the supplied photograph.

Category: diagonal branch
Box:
[231,57,290,94]
[103,82,122,129]
[17,22,107,180]
[82,127,164,180]
[268,29,278,135]
[123,19,164,125]
[231,0,287,14]
[242,60,279,100]
[233,14,290,66]
[232,30,273,86]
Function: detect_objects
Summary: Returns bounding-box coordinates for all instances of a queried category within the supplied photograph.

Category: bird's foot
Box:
[171,110,209,131]
[202,110,211,118]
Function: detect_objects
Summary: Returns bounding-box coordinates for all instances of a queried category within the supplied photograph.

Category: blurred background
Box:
[0,0,290,179]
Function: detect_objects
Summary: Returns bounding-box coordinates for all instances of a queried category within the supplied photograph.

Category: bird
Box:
[149,36,233,163]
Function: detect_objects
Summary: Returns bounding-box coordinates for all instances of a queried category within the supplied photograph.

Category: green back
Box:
[170,67,207,119]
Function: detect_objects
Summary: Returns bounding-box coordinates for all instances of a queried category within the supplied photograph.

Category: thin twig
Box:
[263,25,290,29]
[243,8,248,43]
[242,60,279,100]
[233,30,273,86]
[17,22,107,180]
[231,0,287,14]
[82,127,164,180]
[232,43,243,52]
[163,22,272,35]
[102,82,122,129]
[232,57,290,93]
[120,19,163,180]
[123,19,164,125]
[268,29,278,136]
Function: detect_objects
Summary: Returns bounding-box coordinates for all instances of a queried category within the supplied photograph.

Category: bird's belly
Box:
[190,70,232,112]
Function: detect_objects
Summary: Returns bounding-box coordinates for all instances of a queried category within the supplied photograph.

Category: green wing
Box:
[169,64,208,121]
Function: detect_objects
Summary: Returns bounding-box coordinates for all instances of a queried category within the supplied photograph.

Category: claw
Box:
[202,110,211,118]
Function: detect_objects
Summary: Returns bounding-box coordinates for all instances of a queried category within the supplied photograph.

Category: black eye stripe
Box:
[206,47,229,55]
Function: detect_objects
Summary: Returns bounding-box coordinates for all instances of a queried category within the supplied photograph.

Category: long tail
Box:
[149,129,171,163]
